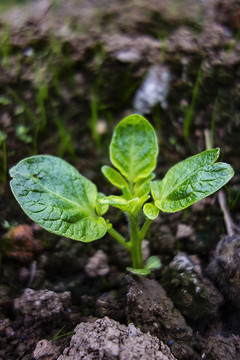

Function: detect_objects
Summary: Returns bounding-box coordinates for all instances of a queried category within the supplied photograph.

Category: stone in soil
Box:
[126,276,197,360]
[0,289,75,360]
[207,234,240,308]
[2,224,43,263]
[56,316,177,360]
[84,249,110,278]
[32,339,61,360]
[196,334,240,360]
[161,252,224,320]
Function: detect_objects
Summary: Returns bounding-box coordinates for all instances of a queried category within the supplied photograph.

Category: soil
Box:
[0,0,240,359]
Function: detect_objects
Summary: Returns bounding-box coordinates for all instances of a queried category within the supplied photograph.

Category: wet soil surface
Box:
[0,0,240,359]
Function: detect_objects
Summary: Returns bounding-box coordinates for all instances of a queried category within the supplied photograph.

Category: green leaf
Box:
[153,148,219,201]
[96,193,109,216]
[134,182,151,198]
[126,267,151,276]
[127,256,161,276]
[100,194,149,215]
[101,165,128,190]
[110,114,158,182]
[145,256,161,270]
[121,185,132,200]
[134,173,155,191]
[0,96,12,105]
[134,173,155,197]
[10,155,108,242]
[150,180,162,201]
[143,203,159,220]
[153,149,234,212]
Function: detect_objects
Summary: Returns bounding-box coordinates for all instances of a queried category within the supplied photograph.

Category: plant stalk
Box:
[108,215,151,269]
[129,215,144,269]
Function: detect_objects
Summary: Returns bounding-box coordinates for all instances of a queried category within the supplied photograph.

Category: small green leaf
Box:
[100,195,130,208]
[127,256,161,275]
[0,96,12,105]
[126,267,151,276]
[134,173,155,197]
[101,165,128,190]
[110,114,158,182]
[145,256,161,270]
[96,193,109,216]
[100,194,149,215]
[150,180,162,201]
[121,185,132,200]
[153,149,234,212]
[134,182,151,198]
[143,203,159,220]
[134,173,155,191]
[10,155,108,242]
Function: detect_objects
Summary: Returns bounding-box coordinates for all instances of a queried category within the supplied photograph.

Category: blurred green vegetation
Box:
[0,0,29,12]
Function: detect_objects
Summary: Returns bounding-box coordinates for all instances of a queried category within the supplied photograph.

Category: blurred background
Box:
[0,1,240,359]
[0,0,239,183]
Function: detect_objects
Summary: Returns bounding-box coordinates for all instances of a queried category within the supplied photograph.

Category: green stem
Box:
[107,216,151,270]
[139,218,152,240]
[107,227,130,251]
[129,215,144,269]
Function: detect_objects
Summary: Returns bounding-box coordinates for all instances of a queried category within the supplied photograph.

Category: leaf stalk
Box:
[107,227,131,251]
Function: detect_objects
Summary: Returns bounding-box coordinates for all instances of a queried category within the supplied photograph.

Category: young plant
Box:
[9,115,234,275]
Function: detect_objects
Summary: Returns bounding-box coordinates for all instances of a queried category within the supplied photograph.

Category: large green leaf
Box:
[110,114,158,182]
[152,148,234,212]
[10,155,108,242]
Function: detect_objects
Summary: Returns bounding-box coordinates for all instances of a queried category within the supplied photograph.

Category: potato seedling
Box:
[9,114,234,275]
